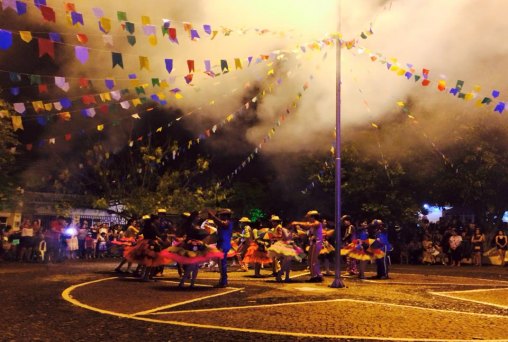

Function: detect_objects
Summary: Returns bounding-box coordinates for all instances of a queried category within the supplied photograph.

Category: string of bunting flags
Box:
[15,63,287,152]
[217,77,313,186]
[0,0,304,44]
[352,43,507,115]
[4,57,275,126]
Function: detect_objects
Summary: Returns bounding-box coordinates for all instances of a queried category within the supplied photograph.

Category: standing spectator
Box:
[495,230,507,266]
[422,235,435,265]
[449,229,463,267]
[96,232,107,258]
[18,219,35,262]
[77,221,89,259]
[84,233,94,259]
[471,228,485,267]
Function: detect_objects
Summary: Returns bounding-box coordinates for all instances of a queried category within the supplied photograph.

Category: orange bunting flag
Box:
[19,31,32,43]
[437,80,446,91]
[76,33,88,44]
[59,112,71,121]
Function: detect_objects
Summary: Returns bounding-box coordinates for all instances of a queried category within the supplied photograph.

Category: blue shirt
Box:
[217,220,233,251]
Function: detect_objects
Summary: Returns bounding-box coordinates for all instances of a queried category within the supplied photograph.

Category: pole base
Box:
[329,277,346,288]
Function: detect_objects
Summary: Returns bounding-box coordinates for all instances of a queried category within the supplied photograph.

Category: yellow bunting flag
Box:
[131,98,142,106]
[100,17,111,33]
[100,92,111,102]
[32,101,44,112]
[226,114,234,122]
[396,101,405,107]
[131,113,141,119]
[139,56,150,70]
[211,31,218,40]
[267,69,274,75]
[156,127,162,133]
[19,31,33,43]
[44,103,53,111]
[12,116,23,131]
[59,112,71,120]
[464,93,474,101]
[371,123,379,129]
[148,35,157,46]
[234,58,242,70]
[160,80,169,88]
[97,124,104,131]
[141,16,151,25]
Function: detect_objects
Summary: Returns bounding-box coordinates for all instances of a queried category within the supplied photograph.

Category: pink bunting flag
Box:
[75,46,89,64]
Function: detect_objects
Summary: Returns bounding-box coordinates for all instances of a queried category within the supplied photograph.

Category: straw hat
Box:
[239,217,251,223]
[306,210,319,217]
[270,215,281,221]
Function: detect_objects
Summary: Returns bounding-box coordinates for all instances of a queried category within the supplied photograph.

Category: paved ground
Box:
[1,259,508,341]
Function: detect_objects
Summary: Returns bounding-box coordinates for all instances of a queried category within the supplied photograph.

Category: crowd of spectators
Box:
[395,218,507,267]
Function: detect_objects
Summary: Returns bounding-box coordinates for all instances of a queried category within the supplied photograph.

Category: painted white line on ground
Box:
[62,276,508,341]
[130,286,244,317]
[430,288,508,310]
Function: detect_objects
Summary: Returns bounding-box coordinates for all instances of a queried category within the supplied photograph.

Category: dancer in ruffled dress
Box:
[243,227,271,278]
[114,219,139,273]
[161,212,223,288]
[267,224,303,282]
[123,215,166,281]
[341,219,385,279]
[291,210,324,283]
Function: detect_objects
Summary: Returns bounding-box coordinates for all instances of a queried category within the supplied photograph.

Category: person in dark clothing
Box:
[208,208,233,287]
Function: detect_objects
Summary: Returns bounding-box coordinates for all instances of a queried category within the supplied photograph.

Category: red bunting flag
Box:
[422,79,431,86]
[187,60,195,73]
[184,74,193,84]
[169,28,178,43]
[76,33,88,44]
[38,38,55,59]
[79,77,90,88]
[40,5,56,22]
[64,133,72,141]
[38,84,48,94]
[26,144,33,151]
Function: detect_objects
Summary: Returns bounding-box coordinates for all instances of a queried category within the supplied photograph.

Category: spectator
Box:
[471,228,485,267]
[495,230,507,267]
[449,229,463,267]
[19,219,35,262]
[77,221,89,259]
[407,238,422,264]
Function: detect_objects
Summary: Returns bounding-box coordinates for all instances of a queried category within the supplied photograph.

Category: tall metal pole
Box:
[330,1,345,288]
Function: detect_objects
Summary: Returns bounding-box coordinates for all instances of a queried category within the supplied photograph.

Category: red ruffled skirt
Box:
[160,240,224,264]
[341,239,385,261]
[123,239,170,267]
[243,242,272,264]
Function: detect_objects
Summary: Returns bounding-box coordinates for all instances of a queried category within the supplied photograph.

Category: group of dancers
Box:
[113,209,392,288]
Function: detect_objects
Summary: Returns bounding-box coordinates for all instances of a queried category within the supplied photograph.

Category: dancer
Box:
[471,228,485,266]
[267,223,302,282]
[341,215,358,275]
[113,219,139,273]
[341,220,384,279]
[236,217,252,271]
[208,208,234,287]
[123,215,165,281]
[291,210,323,283]
[243,227,271,277]
[161,212,223,288]
[372,219,391,279]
